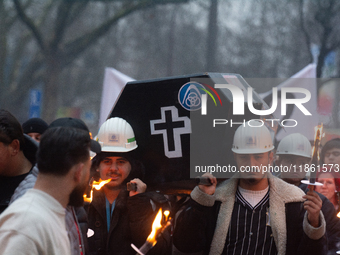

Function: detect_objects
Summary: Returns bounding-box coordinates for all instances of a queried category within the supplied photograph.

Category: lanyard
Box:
[71,208,83,255]
[105,198,116,233]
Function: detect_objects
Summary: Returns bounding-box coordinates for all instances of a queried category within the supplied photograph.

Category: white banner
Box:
[99,68,135,128]
[260,64,319,141]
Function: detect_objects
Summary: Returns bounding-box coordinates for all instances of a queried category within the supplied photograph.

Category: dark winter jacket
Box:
[0,134,37,214]
[299,182,340,254]
[86,189,171,255]
[173,173,327,255]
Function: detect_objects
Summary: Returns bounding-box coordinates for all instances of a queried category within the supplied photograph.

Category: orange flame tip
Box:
[146,209,163,245]
[83,179,112,203]
[83,190,93,203]
[93,179,112,190]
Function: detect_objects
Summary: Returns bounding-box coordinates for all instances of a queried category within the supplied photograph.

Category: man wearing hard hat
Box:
[276,133,340,254]
[173,121,326,255]
[276,133,313,186]
[86,117,169,255]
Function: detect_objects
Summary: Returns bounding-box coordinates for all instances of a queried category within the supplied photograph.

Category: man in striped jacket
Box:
[173,122,327,255]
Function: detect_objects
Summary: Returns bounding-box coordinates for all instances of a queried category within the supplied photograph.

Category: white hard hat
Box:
[276,133,311,158]
[232,121,274,154]
[96,117,137,152]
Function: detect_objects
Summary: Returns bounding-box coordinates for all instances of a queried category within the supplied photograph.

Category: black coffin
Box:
[109,73,274,194]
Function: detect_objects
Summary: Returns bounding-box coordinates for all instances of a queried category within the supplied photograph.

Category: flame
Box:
[313,124,323,143]
[83,179,111,203]
[93,179,111,190]
[83,190,93,203]
[311,146,319,161]
[337,211,340,218]
[146,209,163,245]
[312,124,324,161]
[164,210,170,222]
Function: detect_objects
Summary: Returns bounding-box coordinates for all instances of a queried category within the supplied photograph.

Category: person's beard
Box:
[246,178,257,184]
[243,177,260,186]
[68,183,87,207]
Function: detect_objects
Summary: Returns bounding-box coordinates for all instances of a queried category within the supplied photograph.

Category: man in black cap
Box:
[47,117,101,155]
[11,117,101,255]
[0,109,38,214]
[22,117,48,143]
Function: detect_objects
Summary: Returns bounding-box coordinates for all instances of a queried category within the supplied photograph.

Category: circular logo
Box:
[178,82,206,111]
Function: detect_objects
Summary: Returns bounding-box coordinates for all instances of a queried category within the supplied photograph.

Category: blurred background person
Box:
[22,117,48,143]
[316,171,340,213]
[276,133,340,253]
[0,109,37,214]
[319,138,340,213]
[321,138,340,166]
[275,133,311,186]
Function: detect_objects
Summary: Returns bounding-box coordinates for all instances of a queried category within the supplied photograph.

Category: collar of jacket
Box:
[209,172,306,255]
[91,189,129,220]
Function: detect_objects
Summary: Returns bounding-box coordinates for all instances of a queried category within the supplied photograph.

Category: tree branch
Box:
[3,54,44,110]
[67,1,90,26]
[298,0,313,63]
[62,0,188,64]
[50,0,76,52]
[5,0,33,28]
[13,0,46,51]
[36,1,57,29]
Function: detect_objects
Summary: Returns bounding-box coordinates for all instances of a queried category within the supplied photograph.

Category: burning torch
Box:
[131,208,171,255]
[301,124,324,190]
[83,178,112,203]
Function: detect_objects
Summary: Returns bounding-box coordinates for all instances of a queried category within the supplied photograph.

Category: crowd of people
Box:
[0,109,339,255]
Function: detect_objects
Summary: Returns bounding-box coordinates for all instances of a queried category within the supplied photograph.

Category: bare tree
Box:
[9,0,189,122]
[206,0,218,71]
[299,0,340,83]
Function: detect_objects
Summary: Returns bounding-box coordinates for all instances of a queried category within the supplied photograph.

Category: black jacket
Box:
[86,189,171,255]
[299,183,340,254]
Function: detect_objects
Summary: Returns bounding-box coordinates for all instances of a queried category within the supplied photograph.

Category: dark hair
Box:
[37,127,91,176]
[321,138,340,164]
[0,109,24,149]
[91,151,145,183]
[0,109,24,150]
